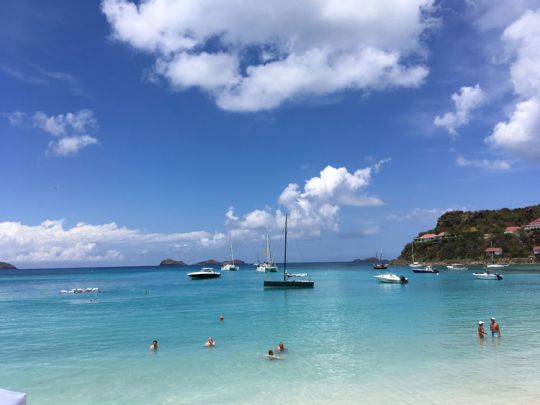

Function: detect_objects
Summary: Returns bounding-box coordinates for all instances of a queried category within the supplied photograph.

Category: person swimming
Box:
[478,321,486,338]
[150,340,158,351]
[268,350,277,360]
[277,342,286,352]
[219,315,224,322]
[205,337,216,347]
[490,317,501,337]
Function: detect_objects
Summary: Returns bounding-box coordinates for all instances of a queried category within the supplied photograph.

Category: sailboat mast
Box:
[283,215,288,281]
[266,232,271,263]
[230,237,235,264]
[411,241,415,262]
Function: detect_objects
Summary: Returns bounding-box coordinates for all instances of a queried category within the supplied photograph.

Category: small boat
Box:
[374,273,408,284]
[285,272,307,278]
[473,272,503,280]
[412,265,439,274]
[486,264,508,269]
[263,215,314,289]
[256,233,278,272]
[61,287,100,294]
[409,241,424,268]
[188,267,221,279]
[221,236,240,271]
[372,249,389,269]
[447,263,467,270]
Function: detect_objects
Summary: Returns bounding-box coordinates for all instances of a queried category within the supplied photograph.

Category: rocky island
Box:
[159,258,187,267]
[0,261,17,270]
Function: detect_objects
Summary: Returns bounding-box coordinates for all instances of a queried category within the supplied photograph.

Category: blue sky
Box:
[1,0,539,268]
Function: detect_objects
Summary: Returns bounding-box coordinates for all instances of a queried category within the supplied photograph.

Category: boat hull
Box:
[412,269,439,274]
[256,266,278,272]
[473,273,503,280]
[373,264,389,270]
[264,280,314,288]
[188,273,221,279]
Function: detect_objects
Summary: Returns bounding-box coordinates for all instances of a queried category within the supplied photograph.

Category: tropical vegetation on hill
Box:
[398,205,540,262]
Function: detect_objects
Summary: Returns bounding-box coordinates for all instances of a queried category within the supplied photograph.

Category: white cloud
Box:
[32,109,97,136]
[227,163,385,238]
[102,0,434,111]
[434,84,484,135]
[48,135,99,156]
[4,109,100,156]
[485,10,540,160]
[0,219,226,264]
[456,156,511,171]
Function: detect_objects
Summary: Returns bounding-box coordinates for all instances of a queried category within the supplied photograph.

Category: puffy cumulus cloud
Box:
[0,219,225,264]
[226,163,386,239]
[32,109,97,136]
[434,84,484,135]
[456,156,511,171]
[102,0,434,111]
[3,109,100,156]
[48,135,99,156]
[485,10,540,160]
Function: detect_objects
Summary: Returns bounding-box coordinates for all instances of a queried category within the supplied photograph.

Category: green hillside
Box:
[398,205,540,262]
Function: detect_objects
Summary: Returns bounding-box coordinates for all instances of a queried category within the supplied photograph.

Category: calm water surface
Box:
[1,263,540,404]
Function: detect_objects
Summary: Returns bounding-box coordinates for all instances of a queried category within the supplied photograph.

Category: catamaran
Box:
[221,236,239,271]
[263,215,314,288]
[256,232,278,272]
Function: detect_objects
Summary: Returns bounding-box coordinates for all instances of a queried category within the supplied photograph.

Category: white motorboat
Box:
[188,267,221,279]
[473,272,503,280]
[60,287,100,294]
[285,272,308,278]
[486,264,508,269]
[374,273,408,284]
[447,263,468,270]
[221,236,239,271]
[256,232,278,272]
[412,265,439,274]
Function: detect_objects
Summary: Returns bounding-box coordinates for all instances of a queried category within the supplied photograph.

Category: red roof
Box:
[505,226,520,232]
[534,246,540,250]
[485,247,502,252]
[525,218,540,226]
[420,233,437,239]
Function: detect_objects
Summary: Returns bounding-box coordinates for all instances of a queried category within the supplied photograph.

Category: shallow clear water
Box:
[1,263,540,404]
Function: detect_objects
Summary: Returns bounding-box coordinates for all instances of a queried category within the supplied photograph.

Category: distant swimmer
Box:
[219,315,224,322]
[267,350,282,360]
[277,342,287,352]
[490,317,501,337]
[150,340,158,351]
[205,337,216,347]
[478,321,486,338]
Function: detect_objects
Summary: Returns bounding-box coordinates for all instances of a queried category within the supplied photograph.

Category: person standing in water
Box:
[477,321,486,338]
[277,342,286,352]
[219,315,224,322]
[490,317,501,337]
[150,340,158,351]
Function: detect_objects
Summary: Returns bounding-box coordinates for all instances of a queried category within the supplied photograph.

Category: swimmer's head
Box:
[268,350,274,356]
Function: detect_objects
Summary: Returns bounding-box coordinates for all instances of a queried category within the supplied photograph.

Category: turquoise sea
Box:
[1,263,540,404]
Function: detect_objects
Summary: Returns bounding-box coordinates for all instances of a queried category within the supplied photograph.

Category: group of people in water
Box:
[149,314,287,359]
[478,317,502,338]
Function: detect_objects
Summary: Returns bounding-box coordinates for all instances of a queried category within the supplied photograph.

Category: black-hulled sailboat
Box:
[263,215,314,289]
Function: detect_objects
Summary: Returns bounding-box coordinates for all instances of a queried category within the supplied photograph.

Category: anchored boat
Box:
[188,267,221,279]
[263,215,314,289]
[374,273,408,284]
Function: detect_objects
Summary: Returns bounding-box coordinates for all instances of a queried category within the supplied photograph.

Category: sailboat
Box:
[256,232,278,272]
[409,240,423,268]
[486,241,508,269]
[264,215,314,288]
[372,249,389,269]
[221,236,239,271]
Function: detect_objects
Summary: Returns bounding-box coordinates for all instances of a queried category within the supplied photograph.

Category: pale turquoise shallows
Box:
[1,264,540,404]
